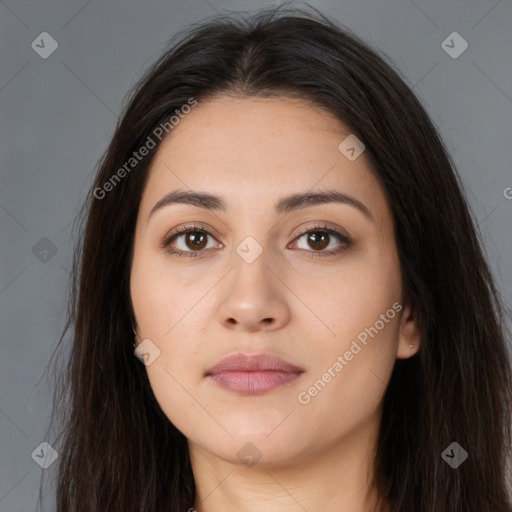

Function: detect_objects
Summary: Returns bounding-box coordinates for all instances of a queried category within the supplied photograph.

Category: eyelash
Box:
[160,222,352,259]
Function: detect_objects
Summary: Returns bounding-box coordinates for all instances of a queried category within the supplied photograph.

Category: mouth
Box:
[205,352,304,395]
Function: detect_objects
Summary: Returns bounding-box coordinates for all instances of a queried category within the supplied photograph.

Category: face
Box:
[130,96,420,467]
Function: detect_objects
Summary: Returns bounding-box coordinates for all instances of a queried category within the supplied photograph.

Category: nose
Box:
[216,250,291,333]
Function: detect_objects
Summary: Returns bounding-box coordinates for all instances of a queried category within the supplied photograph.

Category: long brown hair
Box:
[42,5,512,511]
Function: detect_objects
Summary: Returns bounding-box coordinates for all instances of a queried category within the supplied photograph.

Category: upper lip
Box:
[205,353,304,375]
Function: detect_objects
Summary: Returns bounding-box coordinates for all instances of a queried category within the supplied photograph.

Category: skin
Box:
[130,96,421,512]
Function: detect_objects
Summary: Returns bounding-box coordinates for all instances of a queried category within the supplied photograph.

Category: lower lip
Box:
[209,371,302,395]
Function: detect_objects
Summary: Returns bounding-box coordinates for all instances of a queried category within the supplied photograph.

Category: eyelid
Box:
[160,222,222,248]
[292,221,350,240]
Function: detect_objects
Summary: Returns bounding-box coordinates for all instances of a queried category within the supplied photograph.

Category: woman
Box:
[46,5,512,511]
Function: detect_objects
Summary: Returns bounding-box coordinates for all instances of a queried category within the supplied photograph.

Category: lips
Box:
[206,352,303,374]
[205,353,304,395]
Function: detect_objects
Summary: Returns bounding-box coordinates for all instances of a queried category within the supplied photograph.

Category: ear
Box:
[396,304,421,359]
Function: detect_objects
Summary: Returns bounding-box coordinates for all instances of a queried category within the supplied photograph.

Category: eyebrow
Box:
[148,189,374,222]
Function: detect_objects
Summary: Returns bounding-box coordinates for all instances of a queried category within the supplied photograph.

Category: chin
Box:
[191,426,312,468]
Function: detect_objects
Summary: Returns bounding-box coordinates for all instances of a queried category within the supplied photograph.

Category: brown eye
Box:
[306,231,330,251]
[162,224,222,258]
[291,224,352,258]
[183,231,208,251]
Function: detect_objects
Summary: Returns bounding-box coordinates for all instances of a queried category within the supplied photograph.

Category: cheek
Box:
[130,246,209,377]
[295,312,400,441]
[295,251,401,417]
[145,363,207,437]
[130,245,183,336]
[299,249,401,343]
[132,257,207,432]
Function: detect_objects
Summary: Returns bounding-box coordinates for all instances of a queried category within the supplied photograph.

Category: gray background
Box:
[1,0,511,510]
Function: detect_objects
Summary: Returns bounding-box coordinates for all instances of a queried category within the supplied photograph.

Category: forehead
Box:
[139,96,389,226]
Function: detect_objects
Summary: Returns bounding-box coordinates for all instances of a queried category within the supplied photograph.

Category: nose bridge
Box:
[216,232,290,331]
[224,194,285,268]
[226,206,291,294]
[231,233,277,293]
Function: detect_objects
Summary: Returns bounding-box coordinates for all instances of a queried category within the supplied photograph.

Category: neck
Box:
[188,409,386,512]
